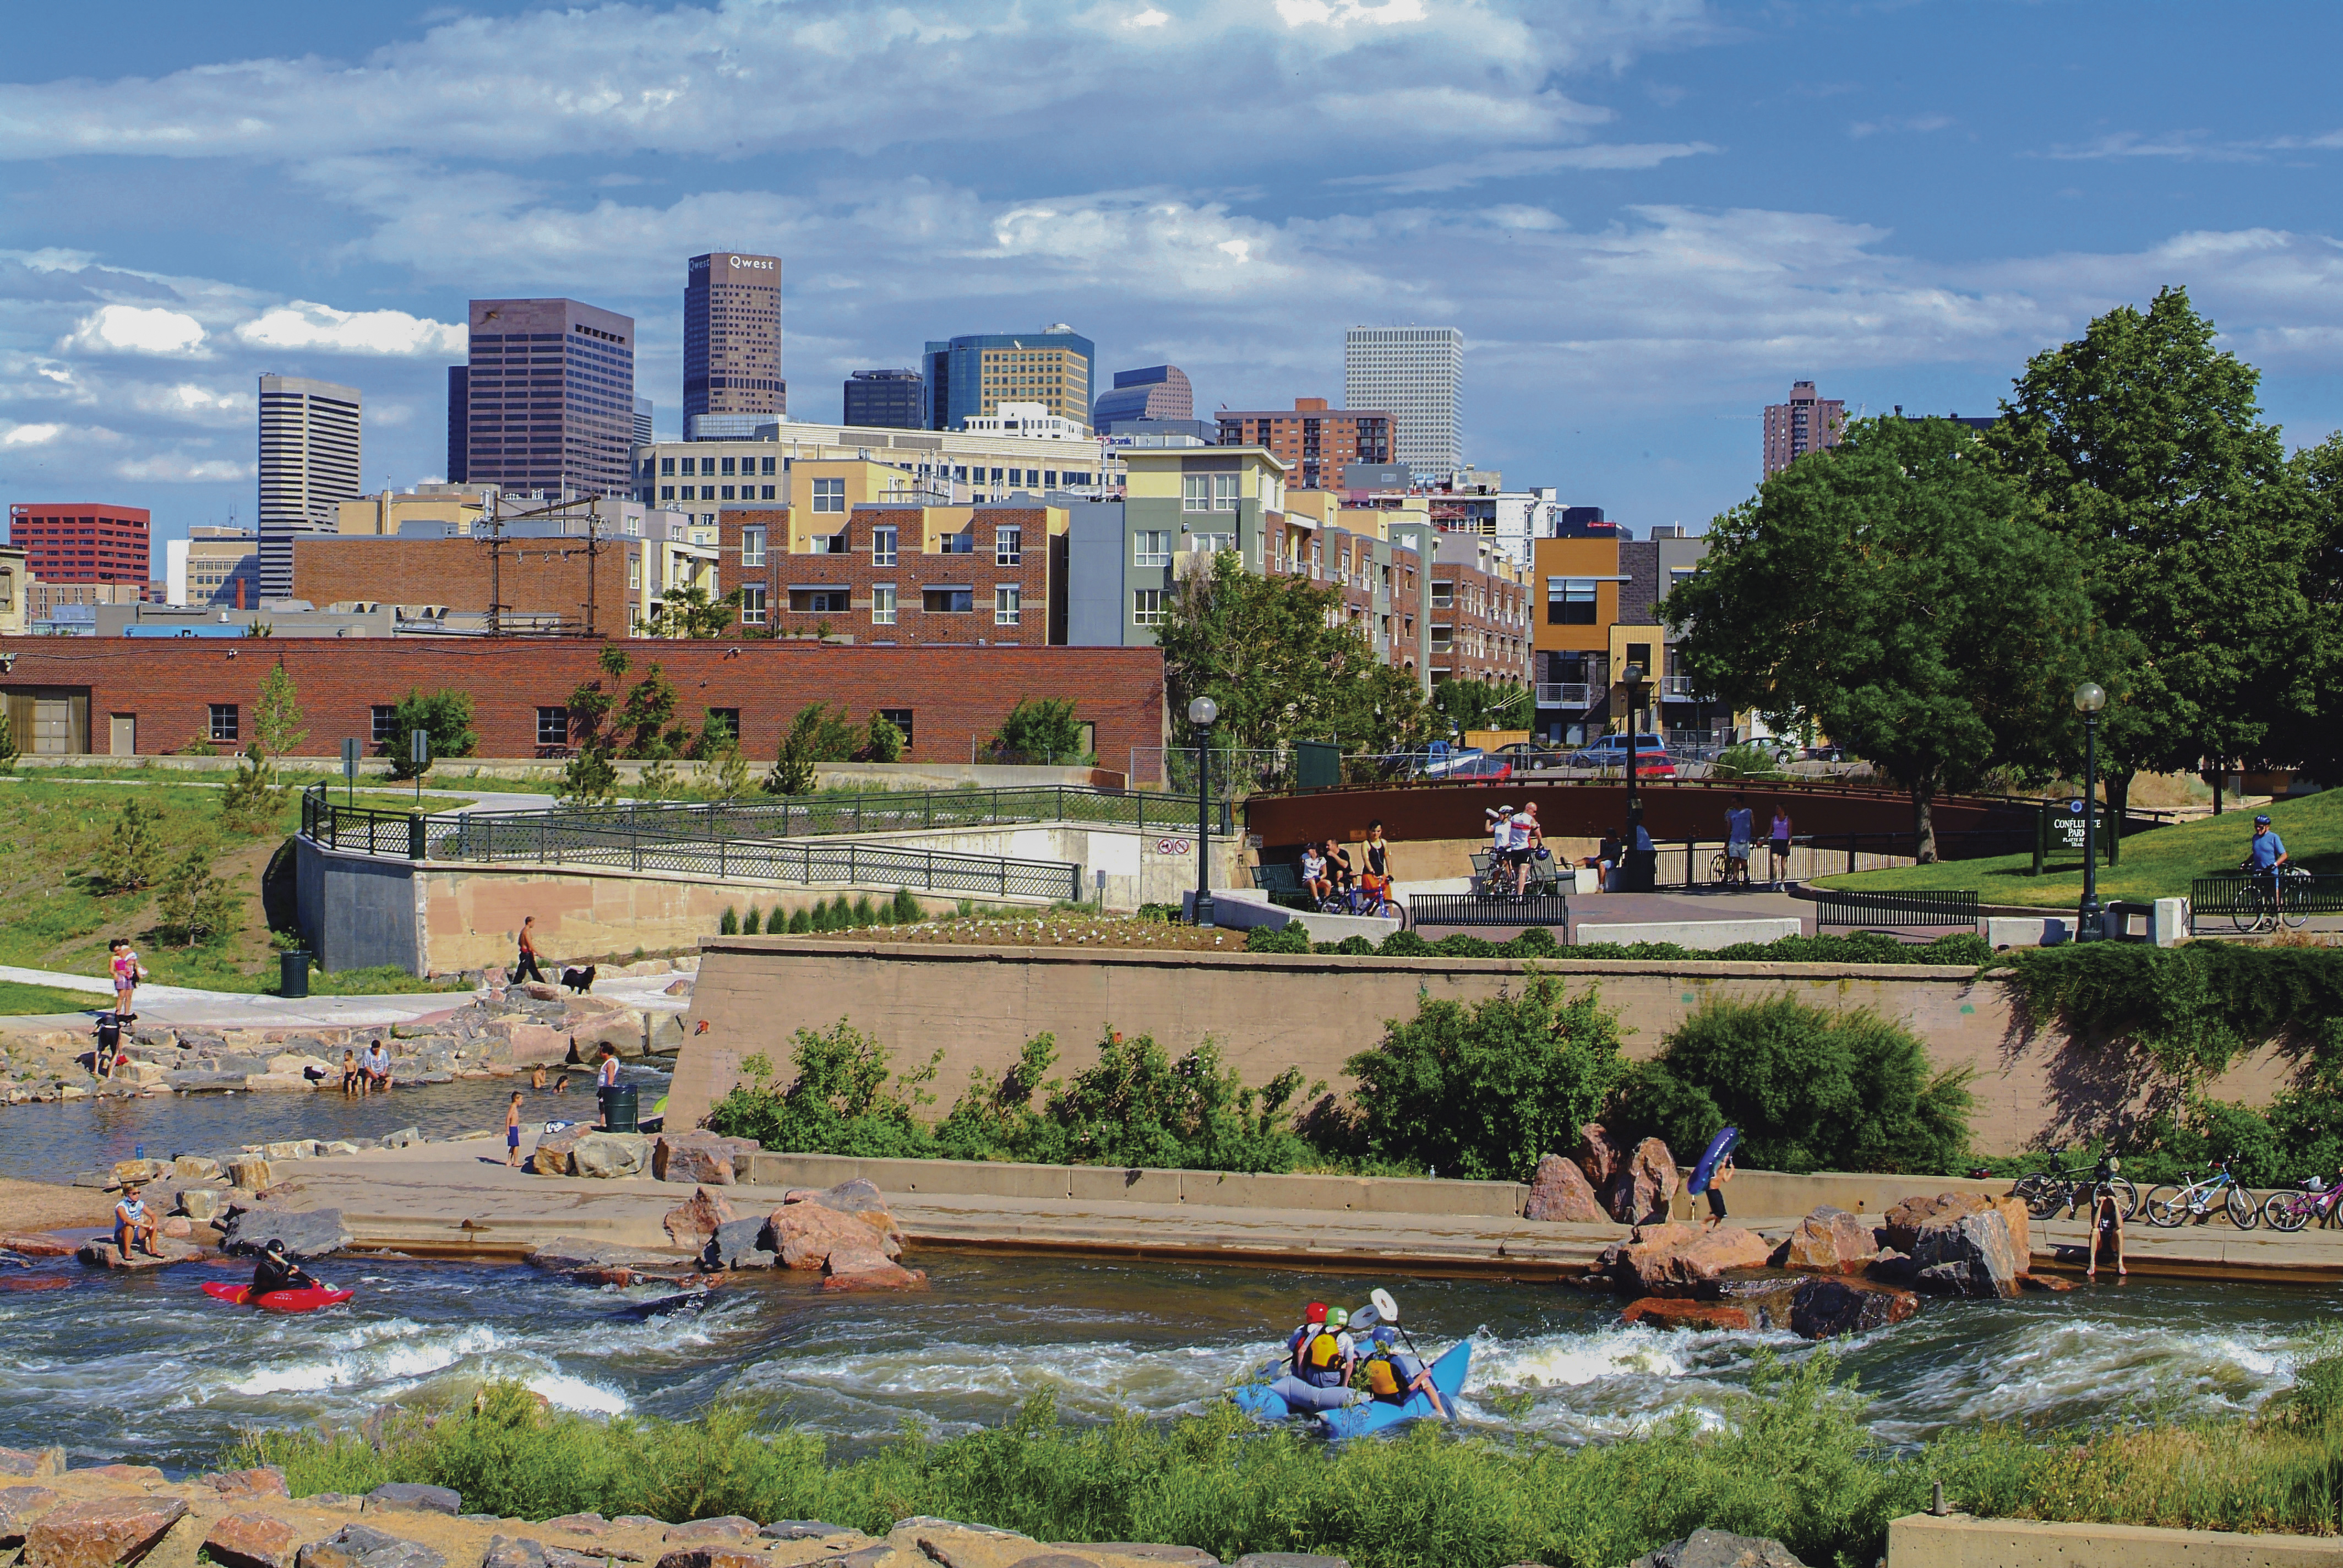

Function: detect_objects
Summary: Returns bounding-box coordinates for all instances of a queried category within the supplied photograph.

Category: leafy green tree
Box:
[1156,552,1431,761]
[614,662,689,759]
[558,747,619,806]
[99,799,166,891]
[762,703,857,796]
[698,711,753,799]
[990,696,1089,762]
[1668,416,2099,860]
[860,710,906,764]
[254,662,307,759]
[219,743,290,833]
[1431,677,1531,737]
[0,706,17,775]
[1986,287,2315,820]
[644,584,745,639]
[2288,431,2343,782]
[385,689,477,778]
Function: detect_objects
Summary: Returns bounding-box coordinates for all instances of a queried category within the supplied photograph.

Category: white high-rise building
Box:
[1344,326,1462,478]
[257,374,361,601]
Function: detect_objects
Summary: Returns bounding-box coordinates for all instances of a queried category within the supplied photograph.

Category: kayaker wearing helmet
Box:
[1359,1325,1449,1419]
[1285,1301,1329,1371]
[1266,1304,1357,1413]
[252,1239,320,1298]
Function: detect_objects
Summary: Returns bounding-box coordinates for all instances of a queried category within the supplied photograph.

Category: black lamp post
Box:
[1620,661,1647,828]
[1188,694,1218,924]
[2075,680,2106,937]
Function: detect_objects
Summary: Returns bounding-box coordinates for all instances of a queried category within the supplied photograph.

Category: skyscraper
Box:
[634,396,654,448]
[6,503,151,584]
[257,374,361,601]
[1762,381,1846,476]
[461,299,636,500]
[924,326,1094,432]
[446,366,468,483]
[1091,365,1192,432]
[1344,326,1462,477]
[843,369,927,430]
[684,252,783,430]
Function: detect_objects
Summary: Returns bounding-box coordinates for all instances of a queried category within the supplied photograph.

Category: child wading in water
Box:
[505,1091,525,1167]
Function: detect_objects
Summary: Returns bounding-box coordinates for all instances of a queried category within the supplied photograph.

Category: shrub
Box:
[1316,935,1377,956]
[156,847,241,948]
[741,906,762,935]
[1342,972,1628,1181]
[1244,924,1310,954]
[991,696,1091,763]
[719,907,739,935]
[1613,994,1973,1174]
[1375,929,1430,957]
[861,710,906,763]
[788,907,812,934]
[852,894,874,926]
[2005,944,2343,1090]
[384,689,477,778]
[892,888,923,924]
[99,799,166,891]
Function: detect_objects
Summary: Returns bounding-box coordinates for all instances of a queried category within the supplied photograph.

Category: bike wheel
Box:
[2106,1176,2141,1220]
[2283,880,2311,930]
[2266,1192,2311,1233]
[2227,1184,2260,1229]
[2015,1175,2059,1219]
[2232,886,2272,935]
[1709,852,1730,885]
[2144,1185,2187,1227]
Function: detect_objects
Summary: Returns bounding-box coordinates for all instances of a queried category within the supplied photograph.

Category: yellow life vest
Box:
[1363,1354,1402,1400]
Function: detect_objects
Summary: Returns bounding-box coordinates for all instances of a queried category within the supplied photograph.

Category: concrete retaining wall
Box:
[1887,1513,2343,1568]
[668,938,2295,1150]
[1574,918,1803,950]
[294,837,426,974]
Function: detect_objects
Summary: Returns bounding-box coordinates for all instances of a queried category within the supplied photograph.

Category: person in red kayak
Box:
[252,1238,320,1298]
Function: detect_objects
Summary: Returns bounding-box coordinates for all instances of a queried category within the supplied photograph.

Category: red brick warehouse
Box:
[0,639,1166,765]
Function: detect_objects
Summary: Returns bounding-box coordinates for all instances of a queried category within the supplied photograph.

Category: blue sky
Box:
[2,0,2339,548]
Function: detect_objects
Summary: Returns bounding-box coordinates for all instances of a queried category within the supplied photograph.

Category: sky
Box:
[1,0,2340,551]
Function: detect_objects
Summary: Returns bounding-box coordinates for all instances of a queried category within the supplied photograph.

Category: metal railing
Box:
[1813,888,1980,929]
[2190,871,2343,934]
[1410,892,1570,929]
[1536,683,1595,709]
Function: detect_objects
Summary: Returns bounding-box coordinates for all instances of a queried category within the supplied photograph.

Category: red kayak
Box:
[201,1281,354,1313]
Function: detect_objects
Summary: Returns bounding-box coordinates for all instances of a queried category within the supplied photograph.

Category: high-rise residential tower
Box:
[1763,381,1846,476]
[1091,365,1192,432]
[461,298,636,500]
[684,252,783,431]
[257,374,361,601]
[924,326,1094,432]
[1344,326,1462,477]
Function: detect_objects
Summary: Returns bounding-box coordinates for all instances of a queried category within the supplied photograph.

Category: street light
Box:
[1620,661,1647,827]
[2074,681,2106,937]
[1187,695,1219,924]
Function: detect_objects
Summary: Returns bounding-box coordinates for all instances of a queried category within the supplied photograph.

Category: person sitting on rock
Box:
[1359,1326,1448,1419]
[362,1040,391,1094]
[252,1239,319,1298]
[112,1182,160,1259]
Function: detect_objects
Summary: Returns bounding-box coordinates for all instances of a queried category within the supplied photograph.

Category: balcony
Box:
[1659,675,1707,700]
[1537,683,1596,709]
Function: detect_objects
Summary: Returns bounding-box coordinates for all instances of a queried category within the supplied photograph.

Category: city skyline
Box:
[2,2,2341,550]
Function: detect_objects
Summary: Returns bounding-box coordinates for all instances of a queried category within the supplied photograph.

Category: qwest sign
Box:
[729,256,776,270]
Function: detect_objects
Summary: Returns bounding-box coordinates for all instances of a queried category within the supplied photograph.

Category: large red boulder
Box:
[1775,1207,1879,1274]
[1595,1221,1772,1297]
[769,1202,902,1269]
[1574,1122,1630,1191]
[661,1189,736,1252]
[1620,1298,1755,1332]
[203,1514,302,1568]
[820,1246,928,1291]
[1523,1153,1609,1223]
[23,1497,189,1568]
[652,1134,737,1186]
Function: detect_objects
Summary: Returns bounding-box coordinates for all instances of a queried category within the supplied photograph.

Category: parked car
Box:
[1565,733,1676,778]
[1443,753,1513,782]
[1495,742,1569,772]
[1801,742,1848,763]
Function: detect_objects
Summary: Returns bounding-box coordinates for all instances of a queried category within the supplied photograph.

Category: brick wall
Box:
[0,638,1165,766]
[292,536,636,634]
[720,504,1060,646]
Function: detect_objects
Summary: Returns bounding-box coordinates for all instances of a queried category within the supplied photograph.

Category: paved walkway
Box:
[0,963,691,1030]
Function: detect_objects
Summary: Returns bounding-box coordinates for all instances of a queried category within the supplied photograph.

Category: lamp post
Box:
[2074,681,2106,937]
[1620,661,1647,828]
[1188,695,1218,924]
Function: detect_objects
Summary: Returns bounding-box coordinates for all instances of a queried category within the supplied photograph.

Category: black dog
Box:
[560,965,597,994]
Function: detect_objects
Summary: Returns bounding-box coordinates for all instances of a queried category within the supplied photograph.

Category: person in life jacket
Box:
[1359,1326,1448,1418]
[1285,1301,1329,1375]
[1265,1305,1358,1414]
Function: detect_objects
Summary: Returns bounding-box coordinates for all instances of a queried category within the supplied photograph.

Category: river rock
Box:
[23,1496,189,1568]
[1775,1207,1878,1274]
[1575,1123,1626,1193]
[0,1485,62,1544]
[759,1523,860,1542]
[179,1190,224,1223]
[1605,1137,1679,1225]
[882,1518,1059,1568]
[770,1202,902,1268]
[298,1523,446,1568]
[820,1246,927,1291]
[646,1549,762,1568]
[1908,1207,2024,1299]
[110,1158,169,1188]
[1627,1529,1806,1568]
[1524,1153,1608,1223]
[705,1217,777,1270]
[780,1182,906,1250]
[362,1484,460,1517]
[530,1128,582,1176]
[1881,1191,2028,1257]
[1595,1222,1771,1297]
[0,1235,76,1260]
[662,1189,735,1251]
[1055,1548,1217,1566]
[77,1237,202,1270]
[226,1157,275,1191]
[652,1134,735,1186]
[222,1207,352,1261]
[1620,1298,1756,1332]
[482,1538,612,1568]
[660,1519,759,1545]
[1786,1276,1920,1338]
[379,1128,423,1151]
[203,1513,302,1568]
[0,1448,64,1478]
[2020,1272,2077,1292]
[571,1133,649,1179]
[1233,1556,1348,1568]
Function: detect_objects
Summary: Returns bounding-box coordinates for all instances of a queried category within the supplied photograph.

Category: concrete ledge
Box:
[1574,918,1803,950]
[1986,914,2075,950]
[1201,886,1404,944]
[1888,1512,2343,1568]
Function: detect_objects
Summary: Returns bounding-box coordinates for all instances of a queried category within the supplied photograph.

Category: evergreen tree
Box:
[100,799,166,891]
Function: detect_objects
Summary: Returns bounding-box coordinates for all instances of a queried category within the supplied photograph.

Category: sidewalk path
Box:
[0,961,689,1030]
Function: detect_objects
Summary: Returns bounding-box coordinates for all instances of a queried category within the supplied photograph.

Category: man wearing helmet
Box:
[2246,813,2290,914]
[1266,1304,1358,1413]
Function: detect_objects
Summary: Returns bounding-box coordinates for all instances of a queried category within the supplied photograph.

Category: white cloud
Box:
[63,304,207,356]
[1123,7,1170,26]
[235,301,464,357]
[1275,0,1427,25]
[2,422,65,446]
[1850,113,1952,139]
[116,452,251,483]
[1329,141,1717,192]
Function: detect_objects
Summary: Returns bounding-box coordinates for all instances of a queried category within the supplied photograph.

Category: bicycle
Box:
[1321,880,1400,919]
[2144,1159,2260,1228]
[2231,863,2313,935]
[2262,1175,2343,1233]
[2013,1151,2139,1221]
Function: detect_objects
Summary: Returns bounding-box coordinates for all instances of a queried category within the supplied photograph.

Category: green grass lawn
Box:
[1819,787,2343,907]
[0,977,105,1014]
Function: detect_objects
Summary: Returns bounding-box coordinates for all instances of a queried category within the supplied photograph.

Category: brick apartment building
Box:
[1762,380,1846,477]
[7,503,151,585]
[0,638,1164,765]
[1427,532,1532,685]
[1216,398,1393,491]
[722,500,1065,646]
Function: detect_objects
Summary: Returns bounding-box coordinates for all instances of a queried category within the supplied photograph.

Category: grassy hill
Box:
[1818,787,2343,908]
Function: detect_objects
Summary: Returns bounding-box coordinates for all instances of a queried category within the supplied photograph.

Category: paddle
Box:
[1371,1289,1456,1427]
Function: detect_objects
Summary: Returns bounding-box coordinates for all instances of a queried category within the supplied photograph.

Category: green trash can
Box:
[598,1082,639,1133]
[279,951,311,999]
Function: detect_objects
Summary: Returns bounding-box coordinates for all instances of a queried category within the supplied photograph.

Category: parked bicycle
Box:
[2262,1174,2343,1233]
[2232,863,2314,934]
[2013,1151,2139,1221]
[1321,880,1400,919]
[2144,1158,2260,1228]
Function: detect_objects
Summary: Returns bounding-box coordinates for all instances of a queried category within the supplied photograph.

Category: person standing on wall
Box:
[515,915,548,984]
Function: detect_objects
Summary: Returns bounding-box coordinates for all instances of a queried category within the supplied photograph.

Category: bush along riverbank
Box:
[224,1340,2343,1568]
[709,974,1971,1182]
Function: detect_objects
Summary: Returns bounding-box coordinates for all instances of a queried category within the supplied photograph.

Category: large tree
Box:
[2288,431,2343,781]
[1666,416,2099,861]
[1985,286,2315,818]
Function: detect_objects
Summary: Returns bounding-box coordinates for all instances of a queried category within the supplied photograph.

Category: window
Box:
[1134,530,1170,567]
[660,457,675,475]
[705,707,742,744]
[721,457,736,476]
[740,526,766,567]
[370,705,395,743]
[789,589,850,614]
[871,526,898,566]
[1043,471,1058,488]
[995,585,1022,625]
[879,708,913,748]
[994,527,1022,566]
[939,531,974,554]
[700,485,716,500]
[923,587,974,613]
[659,485,674,500]
[1548,579,1598,625]
[720,485,735,500]
[813,532,847,555]
[871,585,897,625]
[1184,471,1240,510]
[811,478,846,513]
[536,707,570,747]
[1430,582,1455,609]
[208,704,239,743]
[1008,469,1024,487]
[629,554,642,590]
[1133,588,1166,626]
[1430,627,1454,651]
[1191,532,1234,554]
[761,457,777,475]
[760,484,776,500]
[739,584,767,625]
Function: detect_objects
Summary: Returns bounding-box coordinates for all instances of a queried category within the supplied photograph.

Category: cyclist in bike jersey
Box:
[2248,815,2288,877]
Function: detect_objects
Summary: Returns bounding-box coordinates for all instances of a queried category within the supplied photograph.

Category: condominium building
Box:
[1426,532,1533,687]
[1092,366,1192,432]
[1532,531,1724,748]
[842,369,927,431]
[7,502,152,584]
[1344,326,1462,477]
[459,298,635,503]
[257,375,362,601]
[165,527,260,608]
[924,326,1094,432]
[1216,398,1392,491]
[1762,380,1846,476]
[684,252,783,427]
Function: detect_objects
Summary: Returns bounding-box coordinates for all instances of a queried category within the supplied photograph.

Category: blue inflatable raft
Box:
[1230,1340,1472,1436]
